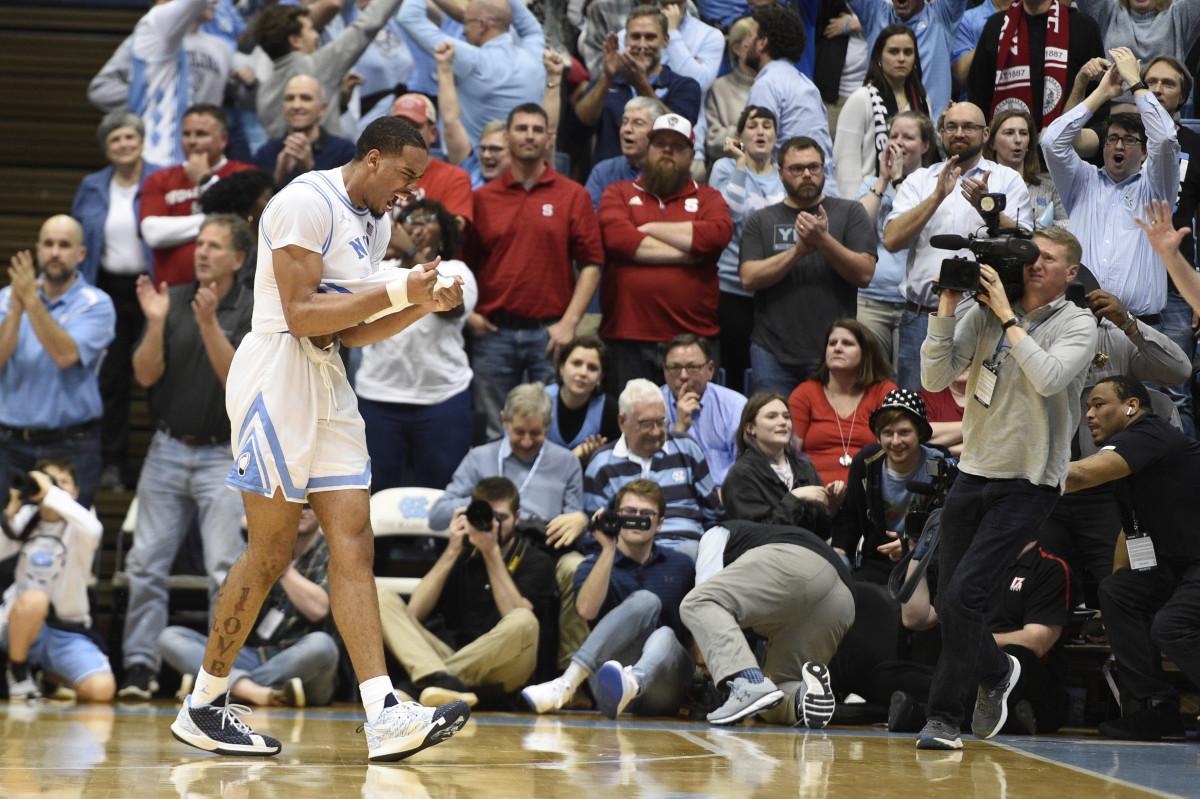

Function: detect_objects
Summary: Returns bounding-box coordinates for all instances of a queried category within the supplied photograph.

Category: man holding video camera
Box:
[915,225,1097,749]
[521,479,695,719]
[377,477,555,709]
[883,102,1032,392]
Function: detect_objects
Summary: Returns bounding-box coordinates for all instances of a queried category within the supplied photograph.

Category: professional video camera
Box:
[588,509,653,537]
[931,192,1039,305]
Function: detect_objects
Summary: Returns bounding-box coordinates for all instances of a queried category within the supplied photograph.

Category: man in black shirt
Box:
[377,477,555,708]
[1066,375,1200,741]
[118,214,254,700]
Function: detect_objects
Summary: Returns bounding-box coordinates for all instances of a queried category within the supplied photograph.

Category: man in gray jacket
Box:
[255,0,403,140]
[915,225,1098,750]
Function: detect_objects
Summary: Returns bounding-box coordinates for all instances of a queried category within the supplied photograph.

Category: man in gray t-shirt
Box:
[738,137,877,395]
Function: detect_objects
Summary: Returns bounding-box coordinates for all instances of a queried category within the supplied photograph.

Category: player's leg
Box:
[171,490,298,757]
[308,487,469,762]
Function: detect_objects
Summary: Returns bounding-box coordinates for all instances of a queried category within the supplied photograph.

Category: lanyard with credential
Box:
[498,439,546,497]
[984,306,1064,370]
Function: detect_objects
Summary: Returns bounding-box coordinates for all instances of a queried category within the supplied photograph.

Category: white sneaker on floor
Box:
[521,677,575,714]
[364,697,470,762]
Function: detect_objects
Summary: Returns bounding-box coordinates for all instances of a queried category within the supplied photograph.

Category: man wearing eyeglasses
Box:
[883,101,1032,391]
[521,479,697,717]
[1042,47,1180,329]
[584,379,724,562]
[660,334,746,488]
[739,136,877,396]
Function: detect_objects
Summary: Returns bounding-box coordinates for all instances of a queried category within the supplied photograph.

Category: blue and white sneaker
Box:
[171,693,281,756]
[364,695,470,762]
[596,661,641,719]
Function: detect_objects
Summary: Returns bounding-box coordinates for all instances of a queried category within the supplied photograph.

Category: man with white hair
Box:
[584,378,724,561]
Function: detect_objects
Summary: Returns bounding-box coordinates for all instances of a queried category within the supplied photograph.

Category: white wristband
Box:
[385,274,410,308]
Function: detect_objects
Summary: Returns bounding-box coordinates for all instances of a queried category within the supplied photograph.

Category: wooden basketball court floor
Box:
[2,700,1193,798]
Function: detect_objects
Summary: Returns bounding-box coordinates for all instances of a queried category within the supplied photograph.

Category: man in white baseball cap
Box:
[594,112,734,391]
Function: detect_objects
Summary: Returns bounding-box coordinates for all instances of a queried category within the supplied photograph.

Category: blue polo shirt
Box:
[571,65,702,166]
[574,544,696,641]
[0,277,115,429]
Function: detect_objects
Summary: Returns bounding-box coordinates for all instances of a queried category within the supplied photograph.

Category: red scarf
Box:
[992,0,1070,125]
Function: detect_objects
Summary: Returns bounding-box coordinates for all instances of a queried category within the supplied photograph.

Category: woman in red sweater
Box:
[788,319,897,483]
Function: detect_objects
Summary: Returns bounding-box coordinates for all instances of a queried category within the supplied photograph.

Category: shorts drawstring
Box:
[299,337,341,421]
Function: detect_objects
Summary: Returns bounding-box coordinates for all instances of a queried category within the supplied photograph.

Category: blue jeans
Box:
[749,342,817,397]
[471,325,557,441]
[1153,293,1195,438]
[925,473,1060,728]
[122,432,247,670]
[895,310,930,392]
[572,589,693,716]
[158,625,340,706]
[656,537,699,563]
[359,388,471,492]
[0,424,102,511]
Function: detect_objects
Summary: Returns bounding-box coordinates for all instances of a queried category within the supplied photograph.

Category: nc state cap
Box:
[650,113,695,144]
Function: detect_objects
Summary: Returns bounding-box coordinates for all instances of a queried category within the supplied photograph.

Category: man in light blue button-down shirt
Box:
[1042,47,1180,320]
[883,102,1032,390]
[0,215,116,509]
[399,0,546,147]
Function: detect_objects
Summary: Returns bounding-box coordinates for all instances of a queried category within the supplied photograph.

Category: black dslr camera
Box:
[10,469,52,504]
[464,498,495,532]
[589,510,653,537]
[932,193,1039,305]
[902,455,959,543]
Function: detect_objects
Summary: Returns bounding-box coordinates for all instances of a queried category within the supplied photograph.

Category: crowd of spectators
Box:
[3,0,1200,746]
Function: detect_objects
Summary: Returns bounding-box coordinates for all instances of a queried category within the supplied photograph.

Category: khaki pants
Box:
[556,551,589,669]
[681,544,855,725]
[377,588,538,692]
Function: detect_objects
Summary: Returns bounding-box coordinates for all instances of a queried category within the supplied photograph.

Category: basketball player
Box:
[170,116,470,762]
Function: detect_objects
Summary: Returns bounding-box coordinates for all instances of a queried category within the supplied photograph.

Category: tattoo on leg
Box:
[233,587,250,615]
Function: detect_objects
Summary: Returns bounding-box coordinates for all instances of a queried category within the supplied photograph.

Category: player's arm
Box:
[274,245,451,338]
[339,267,464,347]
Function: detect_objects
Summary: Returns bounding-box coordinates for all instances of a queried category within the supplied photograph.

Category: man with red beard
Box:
[597,114,733,392]
[739,136,877,396]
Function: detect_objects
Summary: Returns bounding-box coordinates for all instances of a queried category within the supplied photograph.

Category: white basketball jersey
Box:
[253,168,394,334]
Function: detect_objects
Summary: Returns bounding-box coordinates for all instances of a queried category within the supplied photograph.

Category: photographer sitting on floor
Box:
[378,477,555,708]
[521,480,696,719]
[1,460,113,702]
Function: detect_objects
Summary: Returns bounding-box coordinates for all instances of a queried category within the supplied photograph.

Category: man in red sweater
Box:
[468,102,605,440]
[389,93,474,234]
[598,114,733,392]
[138,104,255,286]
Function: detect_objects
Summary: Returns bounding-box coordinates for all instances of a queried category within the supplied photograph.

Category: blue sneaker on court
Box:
[171,693,282,756]
[364,696,470,762]
[596,661,641,719]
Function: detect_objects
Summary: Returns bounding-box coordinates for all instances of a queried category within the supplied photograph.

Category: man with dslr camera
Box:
[2,459,113,701]
[915,225,1097,749]
[377,477,554,708]
[521,480,696,718]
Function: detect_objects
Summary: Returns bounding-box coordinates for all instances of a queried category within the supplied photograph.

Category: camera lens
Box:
[464,499,494,531]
